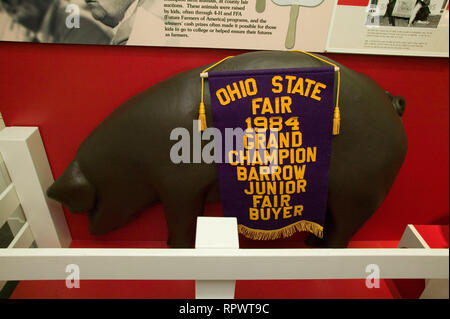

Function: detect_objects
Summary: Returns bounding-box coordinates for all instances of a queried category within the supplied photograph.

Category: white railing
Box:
[0,126,448,299]
[0,127,71,249]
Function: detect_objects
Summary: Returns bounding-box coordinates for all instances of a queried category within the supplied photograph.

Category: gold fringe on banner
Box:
[238,220,323,241]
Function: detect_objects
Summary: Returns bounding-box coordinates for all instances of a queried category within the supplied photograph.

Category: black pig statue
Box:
[47,51,407,248]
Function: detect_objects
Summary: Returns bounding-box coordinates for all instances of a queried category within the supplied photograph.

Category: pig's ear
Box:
[47,160,96,214]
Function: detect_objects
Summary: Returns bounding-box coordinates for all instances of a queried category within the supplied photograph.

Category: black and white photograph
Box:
[366,0,449,28]
[0,0,335,52]
[0,0,148,45]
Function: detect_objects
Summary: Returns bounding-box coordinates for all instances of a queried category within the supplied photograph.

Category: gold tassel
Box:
[198,102,207,131]
[292,51,342,136]
[333,106,340,135]
[198,56,235,131]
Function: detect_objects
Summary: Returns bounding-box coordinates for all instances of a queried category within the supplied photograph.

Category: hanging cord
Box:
[198,51,341,135]
[198,56,235,131]
[293,50,341,135]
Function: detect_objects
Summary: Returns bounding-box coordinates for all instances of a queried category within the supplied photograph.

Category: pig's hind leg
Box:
[158,169,213,248]
[163,191,206,248]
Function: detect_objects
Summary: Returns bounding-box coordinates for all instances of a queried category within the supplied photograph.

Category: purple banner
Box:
[209,67,335,240]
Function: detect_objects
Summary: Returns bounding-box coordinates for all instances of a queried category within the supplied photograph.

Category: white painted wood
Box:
[195,217,239,299]
[195,280,236,299]
[7,222,34,249]
[7,206,26,236]
[399,225,448,299]
[420,279,449,299]
[0,151,27,235]
[195,217,239,249]
[398,225,430,249]
[0,184,21,228]
[0,248,447,281]
[0,127,71,248]
[0,153,11,193]
[0,112,5,130]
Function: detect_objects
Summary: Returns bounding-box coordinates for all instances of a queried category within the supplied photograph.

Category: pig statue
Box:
[47,51,407,248]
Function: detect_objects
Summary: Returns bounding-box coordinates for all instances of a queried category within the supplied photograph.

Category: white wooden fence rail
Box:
[0,247,448,280]
[0,126,71,248]
[0,126,448,299]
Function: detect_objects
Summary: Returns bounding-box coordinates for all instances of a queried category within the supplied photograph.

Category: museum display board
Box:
[1,0,448,56]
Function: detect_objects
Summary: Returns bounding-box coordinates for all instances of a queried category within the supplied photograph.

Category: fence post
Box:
[195,217,239,299]
[398,224,449,299]
[0,127,71,248]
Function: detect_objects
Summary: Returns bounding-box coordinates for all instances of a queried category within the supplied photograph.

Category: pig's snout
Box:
[386,91,406,117]
[47,160,96,214]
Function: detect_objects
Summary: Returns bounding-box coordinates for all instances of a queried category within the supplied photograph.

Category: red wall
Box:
[0,42,448,242]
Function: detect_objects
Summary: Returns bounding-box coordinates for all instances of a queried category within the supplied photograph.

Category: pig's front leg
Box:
[163,190,206,248]
[156,165,215,248]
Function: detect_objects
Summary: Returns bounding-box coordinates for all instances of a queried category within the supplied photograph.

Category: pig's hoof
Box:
[168,237,193,248]
[304,234,325,247]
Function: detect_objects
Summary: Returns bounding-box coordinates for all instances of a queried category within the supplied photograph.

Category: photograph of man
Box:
[0,0,112,44]
[84,0,144,45]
